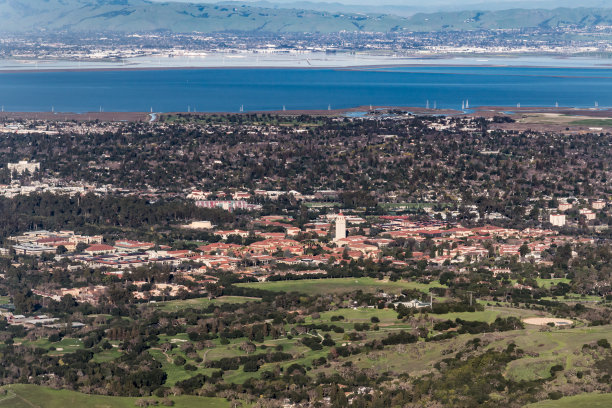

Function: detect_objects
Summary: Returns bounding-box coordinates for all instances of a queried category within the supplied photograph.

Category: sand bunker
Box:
[523,317,573,326]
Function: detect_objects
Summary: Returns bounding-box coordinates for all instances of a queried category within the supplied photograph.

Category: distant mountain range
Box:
[1,0,612,33]
[214,1,612,18]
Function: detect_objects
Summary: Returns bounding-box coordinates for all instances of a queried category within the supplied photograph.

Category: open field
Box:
[516,113,612,126]
[0,384,229,408]
[504,325,612,382]
[378,202,434,210]
[570,119,612,127]
[303,201,341,208]
[433,306,535,323]
[151,296,261,312]
[339,323,612,383]
[525,393,612,408]
[535,277,571,288]
[236,277,446,295]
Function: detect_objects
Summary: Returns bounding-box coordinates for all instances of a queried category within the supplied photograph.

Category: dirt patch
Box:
[523,317,573,326]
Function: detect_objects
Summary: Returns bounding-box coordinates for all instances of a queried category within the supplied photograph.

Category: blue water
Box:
[0,66,611,112]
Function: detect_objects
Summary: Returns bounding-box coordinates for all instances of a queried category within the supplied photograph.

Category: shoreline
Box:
[1,105,611,122]
[1,62,612,74]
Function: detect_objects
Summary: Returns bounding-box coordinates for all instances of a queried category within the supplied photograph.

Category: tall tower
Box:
[335,213,346,242]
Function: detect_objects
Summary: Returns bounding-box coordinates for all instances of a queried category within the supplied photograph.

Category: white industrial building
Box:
[8,160,40,175]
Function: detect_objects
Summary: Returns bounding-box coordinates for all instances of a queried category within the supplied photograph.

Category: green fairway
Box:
[236,277,445,295]
[152,296,260,312]
[15,337,84,355]
[525,392,612,407]
[0,384,229,408]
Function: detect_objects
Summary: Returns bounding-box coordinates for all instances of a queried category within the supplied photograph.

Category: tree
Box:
[243,360,259,372]
[75,242,88,253]
[519,243,530,257]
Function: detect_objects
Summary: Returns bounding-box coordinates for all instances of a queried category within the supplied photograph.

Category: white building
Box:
[579,209,596,220]
[334,213,346,242]
[183,221,213,229]
[393,299,432,309]
[549,213,566,227]
[592,200,606,210]
[8,160,40,175]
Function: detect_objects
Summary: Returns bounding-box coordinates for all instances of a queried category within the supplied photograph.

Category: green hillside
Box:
[0,384,229,408]
[525,392,612,408]
[1,0,612,33]
[0,0,406,33]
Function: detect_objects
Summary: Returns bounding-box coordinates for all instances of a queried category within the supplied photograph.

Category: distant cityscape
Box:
[3,27,612,65]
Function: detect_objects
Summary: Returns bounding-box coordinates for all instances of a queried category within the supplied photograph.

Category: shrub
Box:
[550,364,564,376]
[322,337,336,347]
[243,360,259,372]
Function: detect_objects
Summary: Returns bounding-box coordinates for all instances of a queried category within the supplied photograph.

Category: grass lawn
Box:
[148,348,200,386]
[378,202,436,210]
[303,202,341,208]
[90,348,123,363]
[540,294,603,303]
[569,119,612,127]
[306,307,399,324]
[15,337,84,355]
[153,296,260,312]
[535,277,571,289]
[526,393,612,408]
[0,384,229,408]
[505,358,557,381]
[236,277,445,296]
